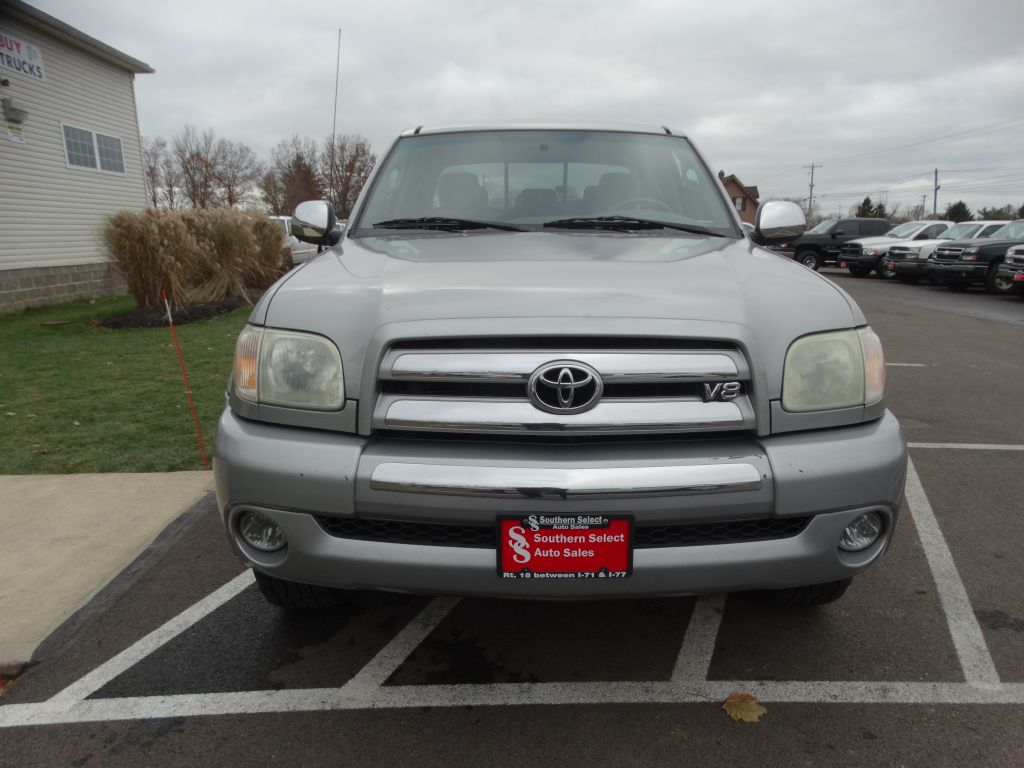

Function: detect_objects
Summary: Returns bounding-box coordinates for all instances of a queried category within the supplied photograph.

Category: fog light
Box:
[238,510,286,552]
[839,511,883,552]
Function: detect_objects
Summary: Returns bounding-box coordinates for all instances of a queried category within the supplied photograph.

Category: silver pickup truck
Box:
[214,123,906,609]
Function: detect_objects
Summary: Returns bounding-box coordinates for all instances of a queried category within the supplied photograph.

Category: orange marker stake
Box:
[162,290,209,468]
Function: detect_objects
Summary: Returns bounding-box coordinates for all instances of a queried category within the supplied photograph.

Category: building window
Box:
[62,125,125,173]
[733,196,745,211]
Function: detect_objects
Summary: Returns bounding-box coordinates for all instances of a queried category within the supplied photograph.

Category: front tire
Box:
[848,264,871,277]
[761,577,852,607]
[254,570,348,609]
[878,260,898,280]
[986,265,1014,295]
[796,249,821,270]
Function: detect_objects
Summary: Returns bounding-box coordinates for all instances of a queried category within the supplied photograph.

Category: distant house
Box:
[0,0,153,313]
[717,171,760,225]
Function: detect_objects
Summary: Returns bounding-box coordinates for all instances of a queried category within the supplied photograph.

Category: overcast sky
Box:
[31,0,1024,216]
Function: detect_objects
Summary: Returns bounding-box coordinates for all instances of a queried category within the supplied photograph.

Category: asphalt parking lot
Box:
[2,270,1022,767]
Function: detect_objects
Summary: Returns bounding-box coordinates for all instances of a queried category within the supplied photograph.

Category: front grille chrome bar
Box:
[370,461,763,499]
[375,396,753,435]
[382,350,745,383]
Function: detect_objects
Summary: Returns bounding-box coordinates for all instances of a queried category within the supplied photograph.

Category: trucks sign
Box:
[0,30,45,81]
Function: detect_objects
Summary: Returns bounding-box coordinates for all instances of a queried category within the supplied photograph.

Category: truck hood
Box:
[847,235,908,247]
[939,237,1024,249]
[255,231,862,400]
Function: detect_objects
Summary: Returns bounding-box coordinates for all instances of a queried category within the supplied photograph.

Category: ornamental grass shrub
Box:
[103,208,288,311]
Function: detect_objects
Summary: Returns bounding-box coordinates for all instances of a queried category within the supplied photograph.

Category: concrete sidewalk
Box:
[0,472,213,671]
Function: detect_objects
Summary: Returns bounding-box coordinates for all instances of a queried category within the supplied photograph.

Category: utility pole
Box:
[933,169,940,216]
[803,163,820,217]
[921,195,927,217]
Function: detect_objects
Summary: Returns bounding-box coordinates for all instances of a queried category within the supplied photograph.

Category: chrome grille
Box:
[888,246,916,260]
[373,343,755,436]
[841,243,863,256]
[1006,249,1024,267]
[934,246,964,262]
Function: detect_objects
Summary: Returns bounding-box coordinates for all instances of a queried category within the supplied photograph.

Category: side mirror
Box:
[291,200,337,245]
[754,201,806,243]
[832,229,845,237]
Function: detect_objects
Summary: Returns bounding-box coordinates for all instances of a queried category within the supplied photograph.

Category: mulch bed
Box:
[95,298,249,329]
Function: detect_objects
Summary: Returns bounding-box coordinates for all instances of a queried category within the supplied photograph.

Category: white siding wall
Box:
[0,14,147,270]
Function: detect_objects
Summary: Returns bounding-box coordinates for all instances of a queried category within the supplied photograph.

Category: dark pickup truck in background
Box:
[928,220,1024,294]
[776,218,890,270]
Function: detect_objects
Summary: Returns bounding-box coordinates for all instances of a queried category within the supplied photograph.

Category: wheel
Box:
[761,577,852,607]
[848,264,871,277]
[254,570,348,608]
[878,260,898,280]
[796,249,820,270]
[985,265,1014,295]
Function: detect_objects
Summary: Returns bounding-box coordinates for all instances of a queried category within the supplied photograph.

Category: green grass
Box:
[0,296,251,473]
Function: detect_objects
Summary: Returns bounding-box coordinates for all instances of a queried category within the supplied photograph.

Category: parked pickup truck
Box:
[888,220,1010,283]
[214,123,906,610]
[996,244,1024,298]
[928,220,1024,293]
[840,220,952,277]
[777,217,890,270]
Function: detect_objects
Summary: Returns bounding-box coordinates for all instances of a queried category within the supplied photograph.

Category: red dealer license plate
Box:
[498,515,633,580]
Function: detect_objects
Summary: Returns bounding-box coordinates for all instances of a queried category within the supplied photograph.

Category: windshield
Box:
[353,130,738,237]
[942,222,980,240]
[808,219,837,234]
[885,222,925,239]
[991,221,1024,239]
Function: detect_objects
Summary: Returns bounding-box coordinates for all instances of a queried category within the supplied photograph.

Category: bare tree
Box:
[141,136,166,207]
[161,149,181,210]
[321,134,377,219]
[263,136,323,215]
[215,139,262,207]
[259,169,286,215]
[172,125,220,208]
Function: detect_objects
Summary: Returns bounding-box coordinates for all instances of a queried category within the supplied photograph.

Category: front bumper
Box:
[894,259,930,277]
[996,264,1024,294]
[928,261,987,284]
[841,253,884,269]
[214,409,907,598]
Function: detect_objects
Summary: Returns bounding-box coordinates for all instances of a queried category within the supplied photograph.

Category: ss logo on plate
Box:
[703,381,741,402]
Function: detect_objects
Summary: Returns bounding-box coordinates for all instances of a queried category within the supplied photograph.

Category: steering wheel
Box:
[612,197,674,213]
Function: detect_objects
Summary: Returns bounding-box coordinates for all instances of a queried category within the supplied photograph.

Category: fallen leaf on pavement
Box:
[722,691,767,723]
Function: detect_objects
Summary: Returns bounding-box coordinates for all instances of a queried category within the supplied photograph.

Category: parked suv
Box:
[841,221,952,277]
[928,220,1024,293]
[780,217,890,270]
[215,123,906,610]
[888,220,1009,283]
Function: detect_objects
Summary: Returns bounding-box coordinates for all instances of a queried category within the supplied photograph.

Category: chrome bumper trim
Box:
[374,396,751,435]
[370,462,763,499]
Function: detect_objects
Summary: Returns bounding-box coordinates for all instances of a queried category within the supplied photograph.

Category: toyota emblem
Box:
[527,361,603,414]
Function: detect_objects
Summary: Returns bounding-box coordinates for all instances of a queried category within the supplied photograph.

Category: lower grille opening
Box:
[314,515,811,549]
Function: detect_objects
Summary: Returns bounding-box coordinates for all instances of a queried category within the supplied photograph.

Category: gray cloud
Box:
[33,0,1024,213]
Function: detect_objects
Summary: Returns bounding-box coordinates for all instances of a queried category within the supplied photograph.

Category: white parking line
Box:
[47,570,254,707]
[3,681,1024,727]
[886,363,928,367]
[909,443,1024,451]
[347,596,461,690]
[904,458,1000,687]
[671,594,726,681]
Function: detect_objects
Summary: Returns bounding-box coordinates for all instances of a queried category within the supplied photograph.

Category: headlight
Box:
[782,328,885,412]
[905,247,922,258]
[961,246,981,261]
[233,325,345,410]
[862,247,877,256]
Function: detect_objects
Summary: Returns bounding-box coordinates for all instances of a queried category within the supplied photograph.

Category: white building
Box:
[0,0,152,313]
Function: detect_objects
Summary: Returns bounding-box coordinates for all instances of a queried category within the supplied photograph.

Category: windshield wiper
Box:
[543,216,725,237]
[372,217,526,232]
